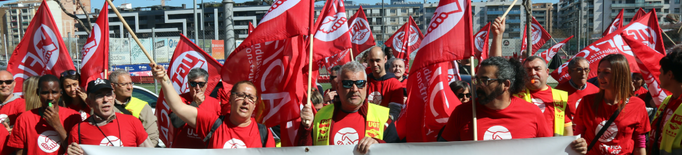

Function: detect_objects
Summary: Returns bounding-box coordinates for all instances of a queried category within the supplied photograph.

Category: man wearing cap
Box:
[66,79,153,155]
[7,75,82,155]
[168,68,221,148]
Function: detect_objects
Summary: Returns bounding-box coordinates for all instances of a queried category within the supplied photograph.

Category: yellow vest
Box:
[125,97,147,118]
[652,95,682,153]
[312,103,390,146]
[515,88,568,135]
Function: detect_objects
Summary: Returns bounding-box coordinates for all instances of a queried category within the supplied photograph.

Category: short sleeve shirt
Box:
[68,114,147,147]
[7,107,81,155]
[194,108,275,149]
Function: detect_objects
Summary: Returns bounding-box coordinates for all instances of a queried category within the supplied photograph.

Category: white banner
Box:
[81,136,580,155]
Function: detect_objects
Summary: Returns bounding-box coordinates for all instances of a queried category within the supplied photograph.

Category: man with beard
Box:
[515,56,572,136]
[365,47,405,120]
[554,57,599,120]
[438,57,586,153]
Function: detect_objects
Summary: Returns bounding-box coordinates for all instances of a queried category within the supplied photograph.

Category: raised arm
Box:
[150,63,199,128]
[490,17,506,57]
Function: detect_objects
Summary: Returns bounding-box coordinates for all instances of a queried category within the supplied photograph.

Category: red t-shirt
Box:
[68,114,147,147]
[633,86,648,97]
[555,82,600,119]
[440,97,553,141]
[0,126,10,155]
[329,111,366,145]
[171,93,222,148]
[0,97,26,126]
[367,74,405,107]
[195,108,275,149]
[7,107,81,155]
[574,95,651,155]
[65,104,90,121]
[651,95,682,147]
[526,87,572,130]
[399,77,407,88]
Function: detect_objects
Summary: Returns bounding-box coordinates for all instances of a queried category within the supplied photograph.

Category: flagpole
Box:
[304,0,314,127]
[105,0,156,65]
[350,48,355,61]
[500,0,518,19]
[550,38,569,57]
[470,56,477,141]
[663,31,677,46]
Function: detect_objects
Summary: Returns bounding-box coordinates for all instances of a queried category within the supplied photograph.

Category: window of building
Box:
[390,9,396,13]
[390,18,396,22]
[401,9,407,13]
[676,8,680,13]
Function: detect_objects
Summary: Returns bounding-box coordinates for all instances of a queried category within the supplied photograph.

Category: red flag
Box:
[312,0,352,61]
[410,0,473,72]
[398,62,461,142]
[536,36,572,64]
[348,5,375,56]
[80,2,109,90]
[156,34,223,146]
[248,22,255,34]
[319,49,352,72]
[473,23,491,62]
[551,11,664,84]
[386,17,424,73]
[623,35,670,106]
[632,8,646,21]
[603,9,624,37]
[447,61,461,83]
[7,0,75,94]
[520,17,552,56]
[235,0,311,52]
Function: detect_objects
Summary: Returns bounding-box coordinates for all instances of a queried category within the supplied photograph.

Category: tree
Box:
[55,0,92,35]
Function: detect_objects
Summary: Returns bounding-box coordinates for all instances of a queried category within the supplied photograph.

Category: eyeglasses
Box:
[341,80,367,89]
[572,68,590,73]
[60,70,78,77]
[0,80,13,85]
[231,92,257,103]
[457,93,471,98]
[189,81,207,87]
[475,77,502,86]
[112,82,133,87]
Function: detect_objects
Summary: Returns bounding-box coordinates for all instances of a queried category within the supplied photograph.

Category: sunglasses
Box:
[60,70,78,77]
[189,81,207,87]
[330,76,337,80]
[0,80,13,85]
[457,93,471,98]
[341,80,367,89]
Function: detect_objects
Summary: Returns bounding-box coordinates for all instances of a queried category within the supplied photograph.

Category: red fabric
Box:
[279,118,301,147]
[195,109,275,148]
[0,127,10,155]
[440,97,552,141]
[248,22,254,34]
[7,0,76,93]
[526,87,572,129]
[294,101,386,146]
[632,8,646,21]
[156,34,223,146]
[65,104,90,121]
[633,86,648,97]
[233,0,311,54]
[329,111,365,145]
[603,9,624,37]
[554,82,600,119]
[520,17,552,56]
[624,33,670,106]
[538,36,572,64]
[68,114,147,147]
[551,10,664,84]
[399,77,407,88]
[397,62,461,142]
[222,36,307,127]
[170,93,221,148]
[320,49,352,73]
[409,0,473,72]
[473,22,490,62]
[79,3,109,90]
[574,95,651,155]
[312,0,352,61]
[367,75,405,107]
[7,107,81,155]
[385,17,423,73]
[0,98,26,126]
[347,5,376,56]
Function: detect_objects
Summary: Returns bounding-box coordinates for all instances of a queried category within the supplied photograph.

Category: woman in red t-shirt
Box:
[574,54,651,155]
[58,70,90,121]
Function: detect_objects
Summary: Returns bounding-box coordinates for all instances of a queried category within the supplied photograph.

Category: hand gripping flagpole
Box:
[470,56,478,141]
[304,0,315,127]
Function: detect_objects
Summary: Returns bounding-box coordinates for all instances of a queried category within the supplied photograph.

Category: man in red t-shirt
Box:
[168,68,221,148]
[7,75,82,155]
[66,79,153,155]
[0,70,26,127]
[554,57,600,119]
[438,57,587,153]
[365,47,405,120]
[150,64,275,149]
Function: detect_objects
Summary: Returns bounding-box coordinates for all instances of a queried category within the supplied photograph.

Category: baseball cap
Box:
[87,78,113,94]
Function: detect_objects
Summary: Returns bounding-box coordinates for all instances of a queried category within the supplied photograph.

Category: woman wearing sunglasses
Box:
[59,70,89,121]
[449,81,471,104]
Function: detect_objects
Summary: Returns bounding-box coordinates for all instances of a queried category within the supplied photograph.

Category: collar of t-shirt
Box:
[568,80,587,90]
[89,113,117,126]
[116,97,131,106]
[0,94,20,105]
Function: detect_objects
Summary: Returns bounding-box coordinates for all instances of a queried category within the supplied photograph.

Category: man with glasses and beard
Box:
[437,57,587,154]
[168,68,221,148]
[109,69,159,147]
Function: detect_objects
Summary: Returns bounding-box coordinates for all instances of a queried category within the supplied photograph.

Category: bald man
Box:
[0,70,26,126]
[366,47,405,120]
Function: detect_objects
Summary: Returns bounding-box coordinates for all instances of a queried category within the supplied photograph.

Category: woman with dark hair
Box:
[59,70,89,120]
[449,80,471,104]
[573,54,650,155]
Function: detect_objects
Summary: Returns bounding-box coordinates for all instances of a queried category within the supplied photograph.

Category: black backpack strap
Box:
[78,122,81,144]
[587,100,628,152]
[257,123,268,147]
[203,115,225,143]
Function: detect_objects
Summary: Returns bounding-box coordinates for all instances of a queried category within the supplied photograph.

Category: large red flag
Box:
[632,8,646,21]
[80,2,109,89]
[398,62,461,142]
[320,49,351,72]
[410,0,472,72]
[234,0,311,52]
[473,22,491,62]
[313,0,352,61]
[623,35,670,106]
[348,5,375,56]
[551,11,664,85]
[7,0,75,94]
[386,16,424,73]
[520,17,552,56]
[248,22,254,34]
[156,34,223,146]
[603,9,624,37]
[536,36,572,64]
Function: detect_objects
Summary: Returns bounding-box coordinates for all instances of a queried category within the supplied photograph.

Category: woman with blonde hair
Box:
[573,54,651,155]
[21,76,40,111]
